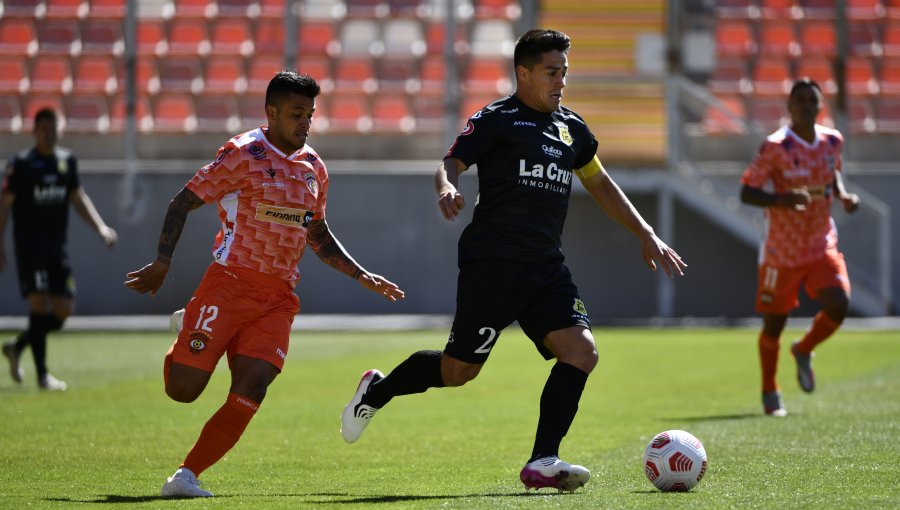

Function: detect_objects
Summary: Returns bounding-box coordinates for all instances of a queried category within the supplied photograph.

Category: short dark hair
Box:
[513,29,571,70]
[34,108,57,126]
[789,78,822,100]
[265,71,321,107]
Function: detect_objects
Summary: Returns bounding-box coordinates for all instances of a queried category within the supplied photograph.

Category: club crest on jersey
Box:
[461,121,475,136]
[573,298,587,315]
[188,330,211,355]
[558,125,573,146]
[304,171,318,195]
[57,159,68,173]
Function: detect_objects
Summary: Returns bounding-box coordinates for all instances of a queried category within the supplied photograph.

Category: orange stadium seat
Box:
[0,95,23,133]
[715,20,757,58]
[333,57,378,93]
[707,58,751,95]
[80,19,124,56]
[326,93,372,132]
[137,19,168,56]
[210,18,254,56]
[109,93,153,132]
[849,21,884,56]
[464,57,512,94]
[888,0,900,18]
[30,55,73,94]
[371,95,415,133]
[799,20,837,57]
[297,22,338,56]
[248,55,284,90]
[884,21,900,56]
[166,18,210,56]
[253,18,285,55]
[130,55,161,95]
[3,0,46,18]
[0,18,38,57]
[88,0,126,19]
[752,57,793,95]
[157,56,203,93]
[72,55,117,94]
[702,94,747,134]
[795,58,837,95]
[44,0,88,19]
[0,57,29,94]
[425,21,469,56]
[195,95,240,132]
[65,93,110,132]
[758,21,800,57]
[760,0,800,19]
[37,20,81,56]
[23,95,65,131]
[475,0,521,20]
[153,93,197,132]
[203,55,247,94]
[420,54,447,94]
[295,55,333,91]
[259,0,286,18]
[846,57,880,95]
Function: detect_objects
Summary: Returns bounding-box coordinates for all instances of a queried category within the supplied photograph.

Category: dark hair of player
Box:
[265,71,321,107]
[33,108,57,126]
[789,78,822,100]
[513,29,571,70]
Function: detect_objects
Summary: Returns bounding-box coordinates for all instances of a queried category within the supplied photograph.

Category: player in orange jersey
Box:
[124,72,405,498]
[740,78,860,417]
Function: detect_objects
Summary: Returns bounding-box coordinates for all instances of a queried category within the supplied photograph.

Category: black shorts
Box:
[14,241,76,298]
[444,259,591,364]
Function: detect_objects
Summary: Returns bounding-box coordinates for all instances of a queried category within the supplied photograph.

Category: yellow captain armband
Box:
[574,155,603,184]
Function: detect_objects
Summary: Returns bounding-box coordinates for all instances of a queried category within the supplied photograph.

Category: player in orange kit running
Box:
[125,71,405,497]
[740,78,860,417]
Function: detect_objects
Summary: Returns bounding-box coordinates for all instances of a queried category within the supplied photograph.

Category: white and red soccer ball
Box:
[642,429,708,492]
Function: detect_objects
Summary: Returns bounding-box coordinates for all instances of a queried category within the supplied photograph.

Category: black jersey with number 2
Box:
[3,147,79,246]
[446,95,599,265]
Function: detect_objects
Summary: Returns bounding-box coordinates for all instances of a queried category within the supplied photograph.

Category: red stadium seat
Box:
[715,20,757,58]
[129,56,161,95]
[153,93,197,132]
[0,57,29,94]
[474,0,521,20]
[73,55,117,94]
[297,22,338,56]
[420,54,447,94]
[884,21,900,56]
[172,0,215,18]
[799,0,836,19]
[847,97,876,133]
[371,95,415,132]
[798,21,837,57]
[23,95,65,131]
[88,0,126,19]
[888,0,900,19]
[238,92,267,130]
[880,57,900,94]
[295,55,333,91]
[218,0,260,18]
[873,96,900,131]
[30,55,73,94]
[760,0,801,19]
[388,0,424,18]
[325,93,371,133]
[333,57,378,93]
[0,18,38,57]
[345,0,388,18]
[0,95,23,133]
[795,58,836,95]
[203,55,247,94]
[210,18,254,56]
[758,21,800,57]
[377,57,421,93]
[248,55,284,91]
[847,0,887,20]
[411,93,446,133]
[716,0,760,19]
[2,0,46,18]
[137,19,168,56]
[751,58,792,95]
[253,18,285,55]
[849,21,884,56]
[80,19,124,56]
[166,18,210,56]
[157,56,204,93]
[44,0,88,19]
[65,93,110,132]
[425,21,469,56]
[702,94,747,134]
[747,96,789,131]
[195,95,240,132]
[846,57,880,95]
[109,93,153,132]
[37,20,81,56]
[707,59,751,95]
[259,0,286,18]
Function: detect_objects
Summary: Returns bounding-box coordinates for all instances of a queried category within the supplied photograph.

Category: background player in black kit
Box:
[341,29,686,491]
[0,108,117,390]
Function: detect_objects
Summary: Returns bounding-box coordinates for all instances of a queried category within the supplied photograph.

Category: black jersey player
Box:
[0,108,117,390]
[340,29,686,491]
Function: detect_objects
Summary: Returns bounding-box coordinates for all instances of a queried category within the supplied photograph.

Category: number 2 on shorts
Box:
[474,327,497,354]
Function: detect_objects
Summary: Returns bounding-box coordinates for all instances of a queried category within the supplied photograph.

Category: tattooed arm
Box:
[307,218,405,302]
[124,187,205,296]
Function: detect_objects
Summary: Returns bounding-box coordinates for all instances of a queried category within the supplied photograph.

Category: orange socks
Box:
[182,393,259,477]
[794,311,840,354]
[758,333,780,393]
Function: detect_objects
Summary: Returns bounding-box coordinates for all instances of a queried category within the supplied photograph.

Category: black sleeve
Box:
[446,109,501,168]
[572,121,600,170]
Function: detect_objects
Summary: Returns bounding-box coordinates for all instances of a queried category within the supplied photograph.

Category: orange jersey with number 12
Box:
[186,128,328,283]
[741,124,843,268]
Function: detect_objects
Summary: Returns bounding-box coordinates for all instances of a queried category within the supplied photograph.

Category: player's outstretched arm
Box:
[71,187,117,247]
[124,187,204,296]
[580,167,686,278]
[307,218,405,302]
[834,172,860,213]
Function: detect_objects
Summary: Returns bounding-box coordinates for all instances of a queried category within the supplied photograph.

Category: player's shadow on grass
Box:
[47,496,173,504]
[666,412,759,422]
[310,492,569,504]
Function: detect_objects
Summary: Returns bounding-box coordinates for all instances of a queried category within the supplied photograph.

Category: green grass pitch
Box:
[0,327,897,509]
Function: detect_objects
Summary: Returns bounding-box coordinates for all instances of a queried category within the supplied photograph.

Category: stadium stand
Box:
[0,57,30,94]
[0,17,38,57]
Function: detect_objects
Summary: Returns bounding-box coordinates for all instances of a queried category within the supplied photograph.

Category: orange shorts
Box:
[756,252,851,315]
[167,262,299,373]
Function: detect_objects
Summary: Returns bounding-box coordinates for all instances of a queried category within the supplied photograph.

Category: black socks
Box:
[14,312,65,378]
[530,362,589,462]
[365,349,445,409]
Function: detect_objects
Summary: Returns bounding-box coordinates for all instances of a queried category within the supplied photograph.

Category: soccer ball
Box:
[642,429,708,492]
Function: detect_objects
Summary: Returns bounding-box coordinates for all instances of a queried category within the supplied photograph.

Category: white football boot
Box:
[160,467,213,498]
[170,308,185,334]
[519,456,590,492]
[762,390,788,417]
[38,373,67,391]
[341,369,383,443]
